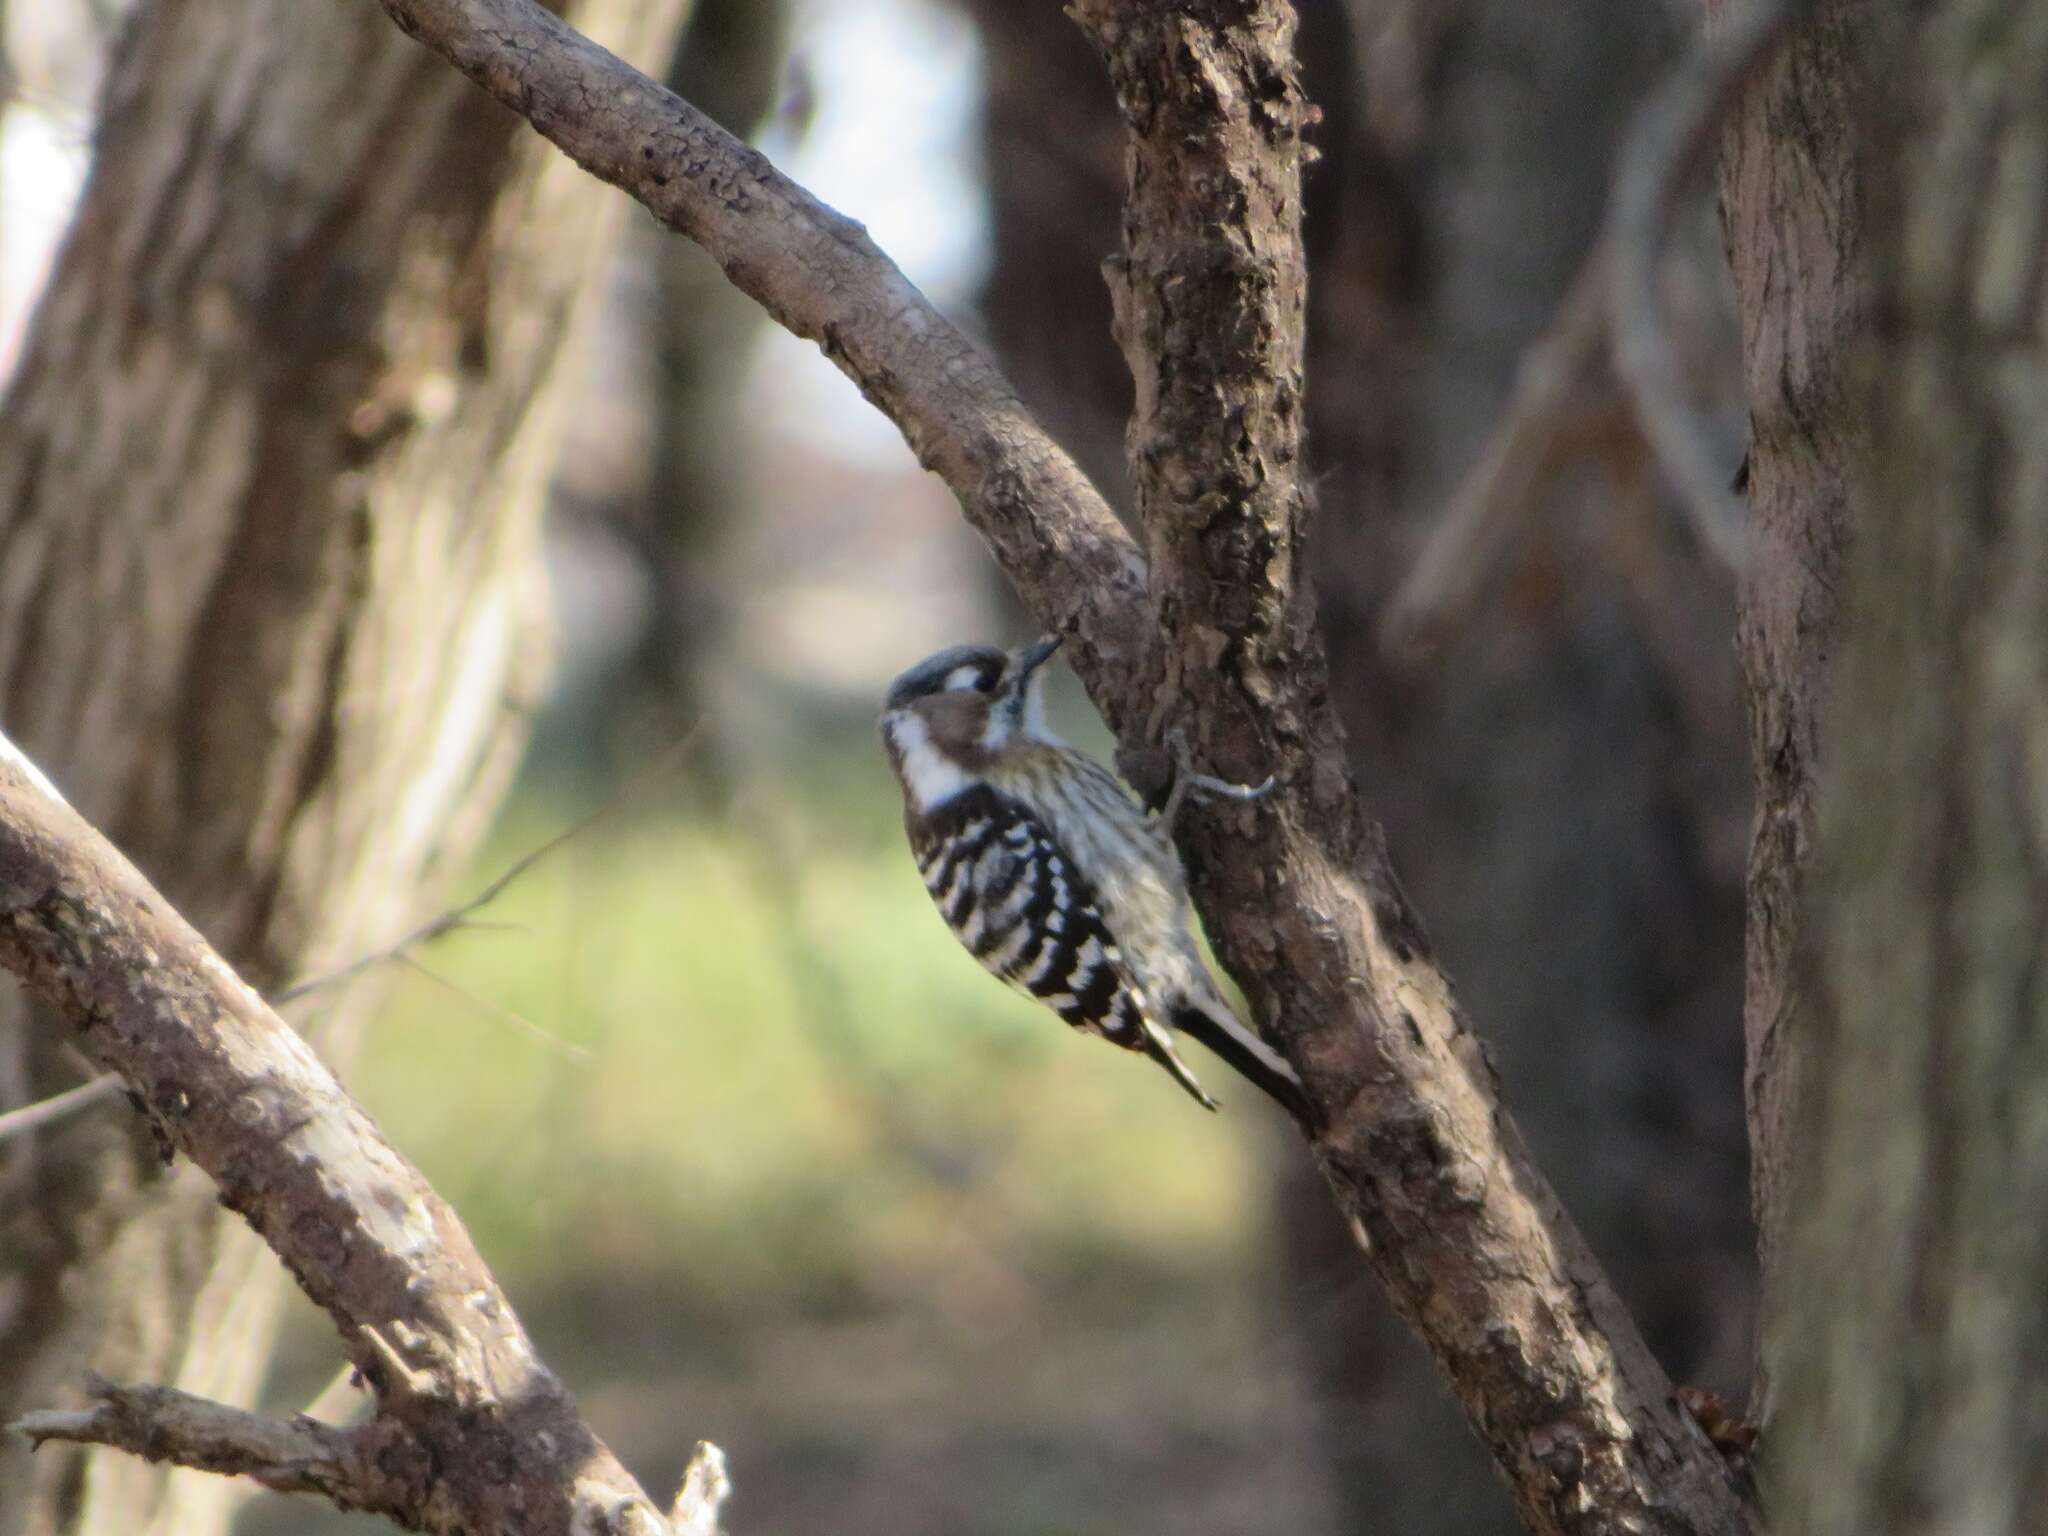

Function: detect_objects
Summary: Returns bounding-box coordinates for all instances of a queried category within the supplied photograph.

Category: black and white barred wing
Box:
[909,786,1154,1051]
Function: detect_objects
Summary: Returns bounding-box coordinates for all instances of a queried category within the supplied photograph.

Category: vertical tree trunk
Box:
[0,3,687,1532]
[1714,0,1866,1423]
[1774,2,2048,1528]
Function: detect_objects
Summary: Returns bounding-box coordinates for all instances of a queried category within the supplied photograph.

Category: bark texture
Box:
[1715,0,1865,1419]
[0,744,670,1535]
[1312,7,1753,1530]
[1773,2,2048,1528]
[0,2,686,1532]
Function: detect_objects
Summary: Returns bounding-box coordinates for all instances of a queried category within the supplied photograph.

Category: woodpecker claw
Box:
[1161,728,1275,831]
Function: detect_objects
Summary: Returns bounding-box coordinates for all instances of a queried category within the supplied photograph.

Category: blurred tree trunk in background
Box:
[1771,2,2048,1528]
[0,3,688,1533]
[1715,0,1864,1427]
[961,3,1753,1532]
[574,0,791,770]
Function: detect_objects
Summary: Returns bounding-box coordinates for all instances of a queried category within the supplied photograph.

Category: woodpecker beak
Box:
[1010,634,1061,682]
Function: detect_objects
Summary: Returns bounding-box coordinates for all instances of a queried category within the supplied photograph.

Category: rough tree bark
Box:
[1714,0,1865,1422]
[1069,10,1745,1534]
[1771,1,2048,1528]
[0,3,686,1532]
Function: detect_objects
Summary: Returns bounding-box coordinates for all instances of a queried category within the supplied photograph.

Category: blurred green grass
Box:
[352,738,1263,1315]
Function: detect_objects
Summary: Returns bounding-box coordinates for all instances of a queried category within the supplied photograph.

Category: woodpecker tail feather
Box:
[1172,1004,1312,1123]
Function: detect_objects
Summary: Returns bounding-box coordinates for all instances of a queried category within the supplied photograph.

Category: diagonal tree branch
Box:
[376,0,1153,690]
[0,738,702,1147]
[15,1375,376,1503]
[372,1,1752,1532]
[0,734,684,1536]
[1608,0,1802,575]
[1379,239,1617,660]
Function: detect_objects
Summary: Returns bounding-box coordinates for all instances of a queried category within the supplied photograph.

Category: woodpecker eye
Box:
[944,662,999,694]
[884,645,1009,712]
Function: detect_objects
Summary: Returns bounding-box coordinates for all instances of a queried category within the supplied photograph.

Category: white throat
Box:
[981,672,1062,752]
[887,711,971,811]
[1021,671,1062,745]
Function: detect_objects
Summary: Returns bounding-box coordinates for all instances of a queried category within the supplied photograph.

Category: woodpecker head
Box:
[880,636,1060,808]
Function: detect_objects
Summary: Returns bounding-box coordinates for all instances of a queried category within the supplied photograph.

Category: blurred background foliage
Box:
[2,0,1752,1531]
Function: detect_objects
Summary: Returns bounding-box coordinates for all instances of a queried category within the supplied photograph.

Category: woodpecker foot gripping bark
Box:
[1160,728,1275,832]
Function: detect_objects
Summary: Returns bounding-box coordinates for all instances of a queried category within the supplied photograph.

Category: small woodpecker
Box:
[878,635,1307,1119]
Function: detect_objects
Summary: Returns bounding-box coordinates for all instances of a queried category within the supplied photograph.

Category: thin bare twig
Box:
[0,1072,123,1142]
[1609,0,1800,574]
[0,739,696,1146]
[393,953,592,1062]
[1380,241,1616,659]
[275,729,701,1005]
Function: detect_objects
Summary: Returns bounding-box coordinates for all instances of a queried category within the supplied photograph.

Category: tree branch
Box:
[0,741,701,1146]
[1714,0,1865,1428]
[1380,239,1616,660]
[0,1069,122,1142]
[0,733,689,1536]
[14,1375,378,1505]
[366,2,1753,1533]
[375,0,1153,691]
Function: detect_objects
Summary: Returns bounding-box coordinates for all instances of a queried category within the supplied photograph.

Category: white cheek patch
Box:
[887,712,971,811]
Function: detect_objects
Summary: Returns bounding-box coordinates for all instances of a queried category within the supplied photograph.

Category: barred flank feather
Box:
[912,786,1156,1054]
[910,773,1307,1119]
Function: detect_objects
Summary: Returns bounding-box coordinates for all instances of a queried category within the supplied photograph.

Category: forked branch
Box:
[1072,5,1747,1534]
[0,734,697,1535]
